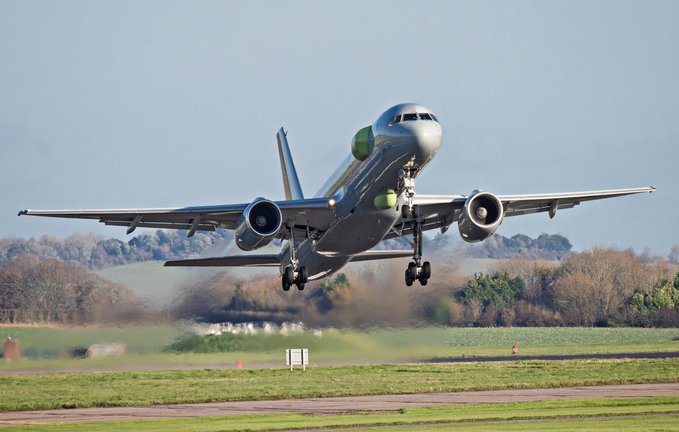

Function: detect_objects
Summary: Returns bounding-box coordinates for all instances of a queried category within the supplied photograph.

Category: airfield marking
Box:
[0,383,677,427]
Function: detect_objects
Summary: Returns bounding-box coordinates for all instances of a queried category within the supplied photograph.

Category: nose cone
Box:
[374,103,443,166]
[414,120,442,160]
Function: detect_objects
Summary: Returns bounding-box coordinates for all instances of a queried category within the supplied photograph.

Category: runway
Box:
[1,383,677,427]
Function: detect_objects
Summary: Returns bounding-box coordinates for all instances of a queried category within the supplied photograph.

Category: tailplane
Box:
[276,128,304,200]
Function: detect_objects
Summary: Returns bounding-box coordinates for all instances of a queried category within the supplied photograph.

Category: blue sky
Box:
[1,1,678,254]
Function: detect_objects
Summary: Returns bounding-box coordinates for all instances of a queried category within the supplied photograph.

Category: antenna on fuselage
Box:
[276,127,304,201]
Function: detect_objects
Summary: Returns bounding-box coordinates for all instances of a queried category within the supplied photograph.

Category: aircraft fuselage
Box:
[281,103,442,280]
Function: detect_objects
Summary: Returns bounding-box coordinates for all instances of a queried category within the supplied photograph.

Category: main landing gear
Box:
[281,226,308,291]
[282,265,308,291]
[403,205,432,286]
[400,165,432,287]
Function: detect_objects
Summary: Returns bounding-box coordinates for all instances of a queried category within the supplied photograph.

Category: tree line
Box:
[0,257,143,323]
[171,246,679,328]
[0,230,233,270]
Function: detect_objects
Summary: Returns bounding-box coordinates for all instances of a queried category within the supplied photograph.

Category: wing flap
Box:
[349,250,413,263]
[164,254,281,267]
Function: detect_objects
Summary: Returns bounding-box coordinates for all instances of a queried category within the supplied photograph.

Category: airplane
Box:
[19,103,655,291]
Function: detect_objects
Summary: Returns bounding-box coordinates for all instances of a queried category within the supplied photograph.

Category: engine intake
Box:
[235,198,283,251]
[458,191,504,243]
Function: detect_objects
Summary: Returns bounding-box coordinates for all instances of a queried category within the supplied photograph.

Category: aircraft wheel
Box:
[284,266,295,284]
[401,205,410,220]
[422,261,431,280]
[282,277,291,291]
[407,262,418,281]
[297,282,305,291]
[405,269,413,287]
[419,276,428,286]
[412,205,420,219]
[299,266,309,284]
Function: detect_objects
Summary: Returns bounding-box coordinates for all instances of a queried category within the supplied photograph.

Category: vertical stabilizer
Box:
[276,127,304,200]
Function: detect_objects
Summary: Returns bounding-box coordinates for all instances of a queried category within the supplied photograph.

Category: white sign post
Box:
[285,348,308,371]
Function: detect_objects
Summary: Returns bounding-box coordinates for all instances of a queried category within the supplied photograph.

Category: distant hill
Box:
[430,232,572,261]
[0,230,571,273]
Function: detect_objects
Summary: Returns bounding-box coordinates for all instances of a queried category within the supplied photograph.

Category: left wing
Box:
[385,186,656,238]
[18,197,336,239]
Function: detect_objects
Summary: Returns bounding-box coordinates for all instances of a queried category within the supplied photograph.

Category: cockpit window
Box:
[430,113,438,122]
[418,113,432,120]
[387,115,401,126]
[403,113,418,121]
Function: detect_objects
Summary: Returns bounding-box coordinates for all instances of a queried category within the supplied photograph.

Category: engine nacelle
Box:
[458,191,504,243]
[235,198,283,251]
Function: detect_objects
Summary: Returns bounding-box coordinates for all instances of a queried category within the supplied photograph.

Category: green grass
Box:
[0,324,184,359]
[0,359,677,412]
[3,397,679,431]
[1,326,677,371]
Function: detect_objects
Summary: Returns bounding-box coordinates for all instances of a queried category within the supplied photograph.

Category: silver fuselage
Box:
[281,103,442,280]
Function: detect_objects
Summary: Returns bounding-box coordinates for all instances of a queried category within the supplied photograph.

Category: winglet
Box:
[18,209,28,216]
[276,128,304,200]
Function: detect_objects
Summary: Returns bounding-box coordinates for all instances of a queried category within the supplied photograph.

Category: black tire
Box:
[299,266,309,284]
[282,277,291,291]
[422,261,431,279]
[401,205,410,220]
[407,262,418,280]
[412,205,420,219]
[419,276,428,286]
[405,269,413,287]
[297,282,305,291]
[284,266,295,285]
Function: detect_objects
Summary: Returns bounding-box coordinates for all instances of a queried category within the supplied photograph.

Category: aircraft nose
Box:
[414,121,442,159]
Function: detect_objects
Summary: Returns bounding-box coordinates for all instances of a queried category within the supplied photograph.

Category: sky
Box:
[1,1,678,255]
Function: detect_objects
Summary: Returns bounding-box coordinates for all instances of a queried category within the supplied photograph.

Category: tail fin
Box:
[276,127,304,200]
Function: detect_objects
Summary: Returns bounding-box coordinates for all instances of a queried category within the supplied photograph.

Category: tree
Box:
[460,272,524,311]
[0,257,142,323]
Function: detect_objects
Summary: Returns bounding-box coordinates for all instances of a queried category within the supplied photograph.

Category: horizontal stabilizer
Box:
[349,250,412,263]
[165,254,281,267]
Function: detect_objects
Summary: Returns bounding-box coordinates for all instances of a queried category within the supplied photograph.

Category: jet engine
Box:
[458,191,504,243]
[235,198,283,251]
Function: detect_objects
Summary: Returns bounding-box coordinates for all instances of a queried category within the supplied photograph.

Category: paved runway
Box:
[1,383,677,427]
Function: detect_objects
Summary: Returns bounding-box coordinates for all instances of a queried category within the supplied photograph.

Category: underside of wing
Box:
[19,197,336,239]
[164,254,281,267]
[383,186,655,240]
[498,186,656,218]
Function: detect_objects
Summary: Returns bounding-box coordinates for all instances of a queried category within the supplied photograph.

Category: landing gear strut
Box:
[400,165,432,286]
[403,214,432,286]
[281,226,308,291]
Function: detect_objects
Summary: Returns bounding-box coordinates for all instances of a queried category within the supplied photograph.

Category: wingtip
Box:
[650,185,656,192]
[18,209,28,216]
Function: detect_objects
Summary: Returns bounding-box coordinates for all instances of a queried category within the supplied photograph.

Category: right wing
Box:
[19,197,336,239]
[384,186,656,238]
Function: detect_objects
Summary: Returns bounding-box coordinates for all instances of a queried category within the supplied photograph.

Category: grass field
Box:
[0,359,677,412]
[1,325,678,371]
[2,397,679,431]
